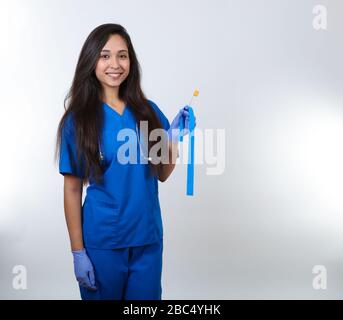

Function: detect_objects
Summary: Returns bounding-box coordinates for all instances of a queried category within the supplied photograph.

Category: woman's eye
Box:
[120,55,127,59]
[101,55,109,59]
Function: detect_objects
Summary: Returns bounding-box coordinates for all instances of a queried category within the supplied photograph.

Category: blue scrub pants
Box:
[79,239,163,300]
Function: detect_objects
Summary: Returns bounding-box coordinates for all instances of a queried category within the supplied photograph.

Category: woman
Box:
[55,23,195,300]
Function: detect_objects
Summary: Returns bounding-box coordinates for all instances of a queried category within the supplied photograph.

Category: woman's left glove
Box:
[167,106,197,142]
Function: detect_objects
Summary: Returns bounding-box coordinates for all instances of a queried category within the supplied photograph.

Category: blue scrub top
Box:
[59,100,170,249]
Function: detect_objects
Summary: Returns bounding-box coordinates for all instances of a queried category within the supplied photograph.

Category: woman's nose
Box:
[109,57,120,69]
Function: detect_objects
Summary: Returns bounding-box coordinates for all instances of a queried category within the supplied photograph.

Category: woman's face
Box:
[95,34,130,91]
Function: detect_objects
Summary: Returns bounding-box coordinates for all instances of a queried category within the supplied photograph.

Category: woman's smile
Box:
[106,72,123,79]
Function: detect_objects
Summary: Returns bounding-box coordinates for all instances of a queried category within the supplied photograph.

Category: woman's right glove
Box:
[72,248,97,291]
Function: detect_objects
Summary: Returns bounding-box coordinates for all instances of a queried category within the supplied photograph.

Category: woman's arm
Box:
[63,175,84,251]
[157,140,179,182]
[158,104,196,182]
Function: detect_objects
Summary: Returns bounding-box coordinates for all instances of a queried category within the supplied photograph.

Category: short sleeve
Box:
[59,114,84,178]
[148,99,179,159]
[148,99,170,131]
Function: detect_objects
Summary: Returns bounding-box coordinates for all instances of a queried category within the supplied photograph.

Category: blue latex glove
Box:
[167,106,197,142]
[72,249,97,291]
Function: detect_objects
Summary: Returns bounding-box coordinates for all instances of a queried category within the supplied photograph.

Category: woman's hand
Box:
[72,248,97,291]
[167,106,197,142]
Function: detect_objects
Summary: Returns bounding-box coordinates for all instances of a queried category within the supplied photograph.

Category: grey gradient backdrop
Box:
[0,0,342,299]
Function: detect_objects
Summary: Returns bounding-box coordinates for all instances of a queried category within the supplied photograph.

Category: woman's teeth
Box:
[107,73,122,79]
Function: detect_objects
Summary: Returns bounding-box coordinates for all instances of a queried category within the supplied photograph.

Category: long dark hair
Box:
[55,23,164,185]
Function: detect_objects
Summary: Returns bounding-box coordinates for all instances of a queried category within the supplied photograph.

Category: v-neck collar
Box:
[102,101,128,117]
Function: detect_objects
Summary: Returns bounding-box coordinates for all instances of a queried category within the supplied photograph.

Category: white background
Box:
[0,0,342,299]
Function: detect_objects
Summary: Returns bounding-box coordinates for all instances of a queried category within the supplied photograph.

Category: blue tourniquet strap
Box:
[179,106,195,196]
